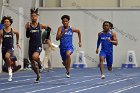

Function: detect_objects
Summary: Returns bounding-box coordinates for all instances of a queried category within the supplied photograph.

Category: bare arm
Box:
[108,32,118,46]
[0,30,2,45]
[41,24,52,44]
[25,22,30,38]
[96,32,101,54]
[56,26,64,41]
[13,29,20,48]
[13,29,19,44]
[40,24,49,30]
[25,22,30,30]
[72,28,82,47]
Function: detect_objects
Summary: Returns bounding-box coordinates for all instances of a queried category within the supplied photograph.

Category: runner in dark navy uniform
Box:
[25,8,51,83]
[0,16,20,81]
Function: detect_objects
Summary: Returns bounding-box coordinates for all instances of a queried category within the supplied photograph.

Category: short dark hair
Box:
[30,8,39,15]
[61,15,70,21]
[1,16,13,25]
[103,21,114,29]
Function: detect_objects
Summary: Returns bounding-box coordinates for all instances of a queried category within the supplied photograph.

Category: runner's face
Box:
[103,23,110,32]
[31,13,38,22]
[62,18,69,28]
[4,19,11,27]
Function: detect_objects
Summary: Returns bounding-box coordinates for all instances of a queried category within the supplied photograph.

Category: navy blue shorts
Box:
[29,46,42,60]
[60,47,74,62]
[2,47,14,62]
[99,50,113,67]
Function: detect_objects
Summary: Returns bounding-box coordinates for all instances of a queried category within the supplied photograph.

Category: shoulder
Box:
[40,23,49,29]
[12,28,16,31]
[71,27,80,33]
[71,26,75,30]
[25,22,30,29]
[0,29,3,35]
[12,28,18,34]
[58,26,63,30]
[98,31,102,36]
[111,31,116,36]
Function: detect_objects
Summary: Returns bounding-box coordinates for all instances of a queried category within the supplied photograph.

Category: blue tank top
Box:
[29,23,42,47]
[59,26,73,49]
[2,28,14,48]
[99,30,113,53]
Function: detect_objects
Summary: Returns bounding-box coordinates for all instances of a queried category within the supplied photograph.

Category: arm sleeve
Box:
[45,27,51,39]
[97,35,101,49]
[26,28,30,38]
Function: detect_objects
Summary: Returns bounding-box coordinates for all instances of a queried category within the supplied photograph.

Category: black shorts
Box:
[29,46,42,60]
[2,47,14,62]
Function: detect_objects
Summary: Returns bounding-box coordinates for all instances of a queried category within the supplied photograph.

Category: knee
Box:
[31,61,38,69]
[66,53,70,58]
[31,62,35,68]
[108,66,112,71]
[99,61,104,65]
[32,55,39,61]
[5,55,10,60]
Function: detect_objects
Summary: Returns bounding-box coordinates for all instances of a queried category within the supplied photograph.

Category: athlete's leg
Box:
[47,39,55,50]
[65,51,71,72]
[29,46,42,83]
[31,52,40,83]
[65,48,73,78]
[106,53,113,72]
[60,48,66,66]
[2,48,8,72]
[5,52,12,81]
[99,51,106,79]
[42,44,47,70]
[43,44,52,71]
[48,59,52,70]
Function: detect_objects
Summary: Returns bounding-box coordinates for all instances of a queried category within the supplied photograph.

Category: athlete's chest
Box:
[30,27,40,33]
[101,33,112,41]
[3,32,13,38]
[63,30,73,37]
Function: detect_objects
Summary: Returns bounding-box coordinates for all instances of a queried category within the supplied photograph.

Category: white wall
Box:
[61,0,119,7]
[44,0,60,7]
[9,0,34,8]
[0,0,3,18]
[0,0,34,71]
[1,2,140,68]
[43,0,140,7]
[39,8,140,67]
[121,0,140,7]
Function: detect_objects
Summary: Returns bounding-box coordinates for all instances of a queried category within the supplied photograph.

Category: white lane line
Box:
[26,73,140,93]
[25,78,100,93]
[0,78,36,85]
[25,75,125,93]
[113,84,140,93]
[0,75,97,91]
[56,74,140,93]
[0,74,68,85]
[0,72,64,80]
[70,77,137,93]
[108,83,140,93]
[0,75,36,80]
[1,77,71,91]
[55,77,116,93]
[9,77,83,93]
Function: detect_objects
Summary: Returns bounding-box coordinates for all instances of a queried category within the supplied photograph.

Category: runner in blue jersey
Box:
[0,16,20,81]
[56,15,82,78]
[96,21,118,79]
[25,8,51,83]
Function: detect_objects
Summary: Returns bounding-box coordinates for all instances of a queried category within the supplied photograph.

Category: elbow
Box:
[56,37,59,41]
[77,30,80,34]
[115,42,118,46]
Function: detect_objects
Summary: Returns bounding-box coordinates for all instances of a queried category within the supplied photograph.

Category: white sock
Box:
[8,67,12,76]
